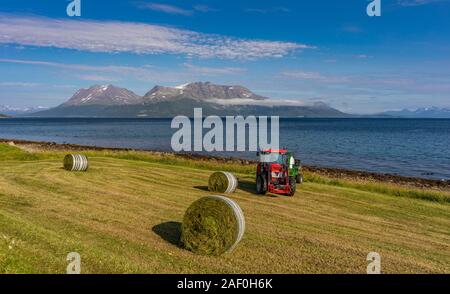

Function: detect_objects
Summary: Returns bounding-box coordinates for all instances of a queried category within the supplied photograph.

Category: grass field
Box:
[0,143,449,273]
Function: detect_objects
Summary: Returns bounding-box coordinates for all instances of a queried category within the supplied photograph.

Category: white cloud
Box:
[397,0,448,6]
[136,3,217,15]
[281,71,325,80]
[0,13,310,59]
[137,3,193,16]
[210,98,306,107]
[76,75,120,82]
[0,58,172,83]
[183,63,245,75]
[192,5,218,13]
[0,58,245,83]
[245,7,290,13]
[0,82,41,87]
[281,70,350,83]
[0,58,152,75]
[355,54,372,59]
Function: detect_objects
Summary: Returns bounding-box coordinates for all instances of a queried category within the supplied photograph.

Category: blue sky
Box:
[0,0,449,113]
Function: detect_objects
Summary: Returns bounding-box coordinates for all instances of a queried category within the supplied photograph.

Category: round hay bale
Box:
[181,195,245,256]
[63,154,89,171]
[208,171,238,193]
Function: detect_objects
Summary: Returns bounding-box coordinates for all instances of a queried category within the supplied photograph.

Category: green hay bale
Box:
[181,196,245,256]
[63,154,89,171]
[208,171,238,193]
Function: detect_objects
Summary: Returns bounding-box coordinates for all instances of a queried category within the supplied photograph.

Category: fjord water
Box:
[0,118,449,180]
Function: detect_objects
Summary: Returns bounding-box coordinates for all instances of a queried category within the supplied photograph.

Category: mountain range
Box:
[31,82,347,117]
[380,107,450,118]
[0,105,49,116]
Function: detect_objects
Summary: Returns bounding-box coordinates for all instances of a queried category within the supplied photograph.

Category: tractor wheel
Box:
[256,175,267,195]
[288,177,296,197]
[296,173,303,184]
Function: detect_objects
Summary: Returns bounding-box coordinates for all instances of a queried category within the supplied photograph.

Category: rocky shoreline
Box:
[1,138,449,191]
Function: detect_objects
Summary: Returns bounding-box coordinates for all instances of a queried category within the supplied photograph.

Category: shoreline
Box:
[1,137,449,191]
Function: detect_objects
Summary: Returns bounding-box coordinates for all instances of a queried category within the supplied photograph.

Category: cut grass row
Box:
[2,143,448,204]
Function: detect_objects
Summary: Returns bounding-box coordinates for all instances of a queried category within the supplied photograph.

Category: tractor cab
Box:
[256,149,303,196]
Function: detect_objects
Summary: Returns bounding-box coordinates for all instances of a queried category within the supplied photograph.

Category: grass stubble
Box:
[0,143,449,273]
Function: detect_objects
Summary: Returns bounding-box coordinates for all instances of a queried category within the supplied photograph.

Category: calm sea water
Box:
[1,118,449,180]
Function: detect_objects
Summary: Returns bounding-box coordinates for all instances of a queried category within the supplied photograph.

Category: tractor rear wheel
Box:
[288,176,296,197]
[256,175,267,195]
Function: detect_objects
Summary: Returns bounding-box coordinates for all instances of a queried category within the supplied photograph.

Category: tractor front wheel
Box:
[296,173,303,184]
[288,176,296,197]
[256,175,267,195]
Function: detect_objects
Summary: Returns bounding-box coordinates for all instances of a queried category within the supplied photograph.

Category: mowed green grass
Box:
[0,143,449,273]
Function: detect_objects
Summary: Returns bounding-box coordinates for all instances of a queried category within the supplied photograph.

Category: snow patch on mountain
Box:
[62,84,142,106]
[209,98,307,107]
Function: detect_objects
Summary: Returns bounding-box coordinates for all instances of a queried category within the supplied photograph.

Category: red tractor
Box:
[255,149,303,196]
